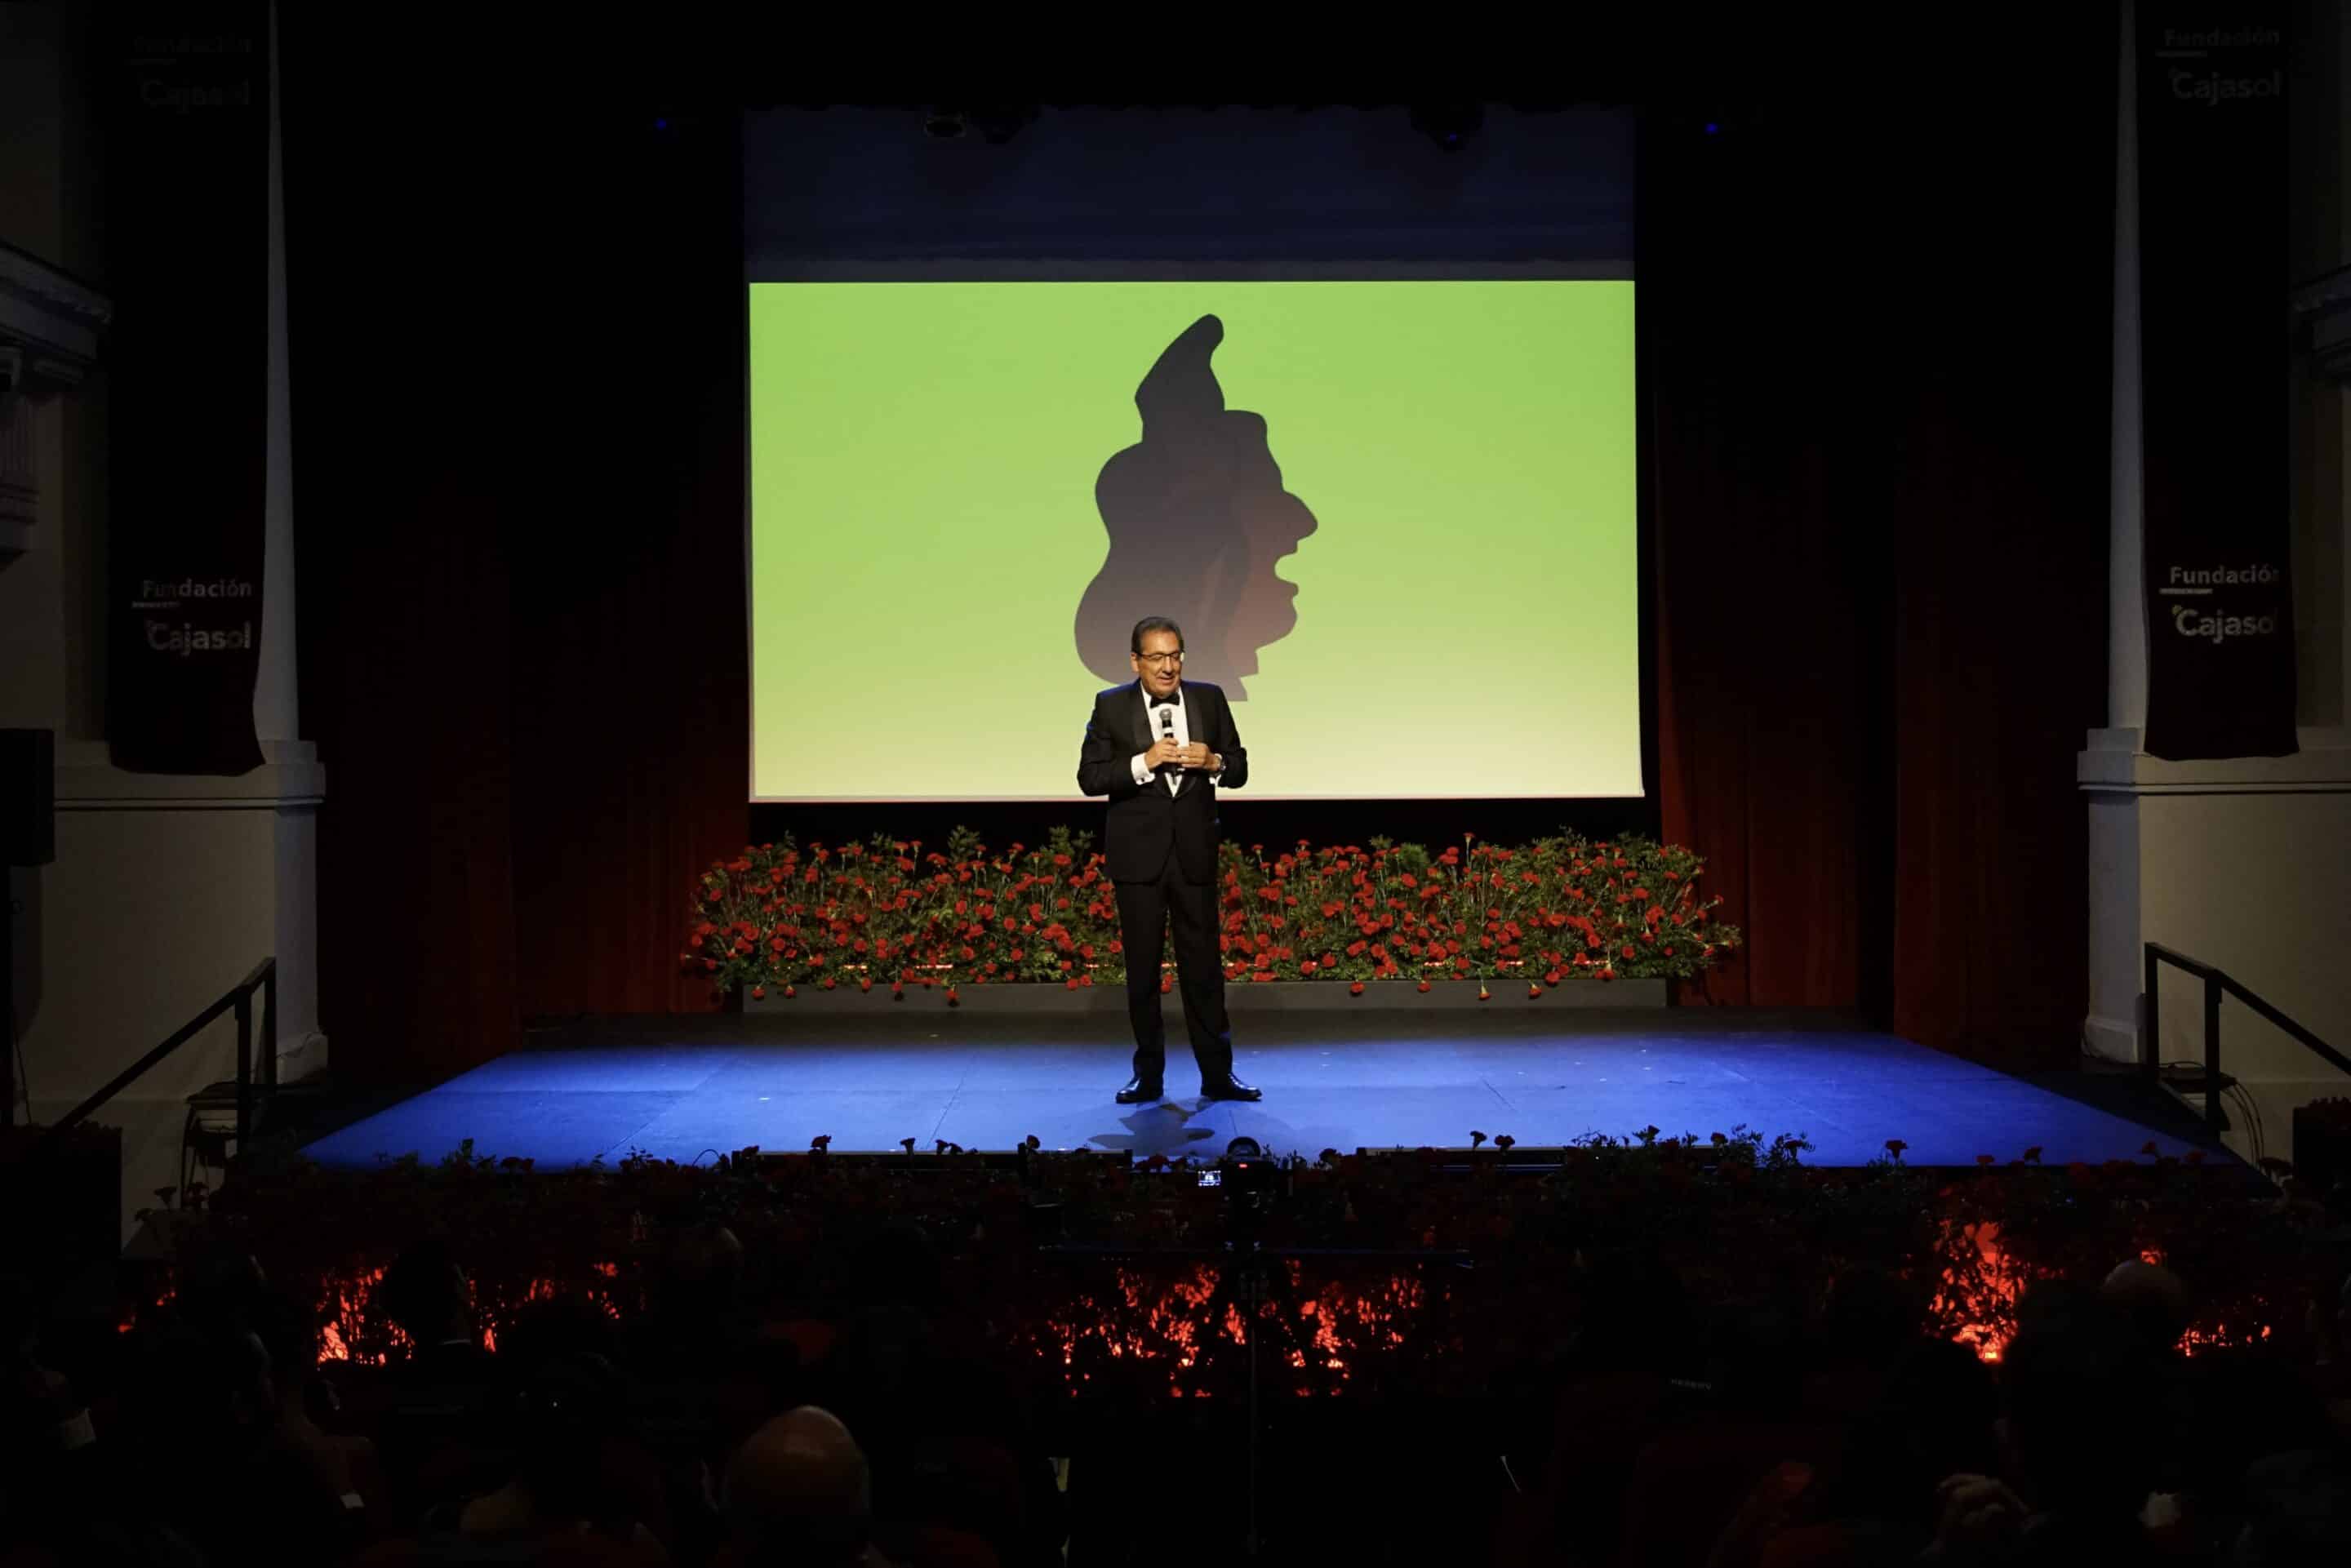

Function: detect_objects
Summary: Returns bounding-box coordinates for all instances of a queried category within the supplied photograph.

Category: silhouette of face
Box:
[1130,627,1185,701]
[1208,420,1315,690]
[1076,314,1318,700]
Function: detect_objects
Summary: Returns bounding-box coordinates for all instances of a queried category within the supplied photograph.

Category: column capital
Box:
[0,243,112,563]
[2078,727,2351,794]
[2291,263,2351,387]
[0,243,110,393]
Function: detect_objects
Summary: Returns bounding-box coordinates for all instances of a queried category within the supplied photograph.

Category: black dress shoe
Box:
[1200,1073,1262,1101]
[1116,1076,1164,1104]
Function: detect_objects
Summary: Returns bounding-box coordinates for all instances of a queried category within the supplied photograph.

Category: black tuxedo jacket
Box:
[1075,681,1248,883]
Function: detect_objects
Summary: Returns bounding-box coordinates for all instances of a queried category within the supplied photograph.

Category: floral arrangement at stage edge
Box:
[682,827,1741,999]
[153,1133,2309,1385]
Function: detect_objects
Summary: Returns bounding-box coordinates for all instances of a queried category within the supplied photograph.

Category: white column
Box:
[16,2,328,1248]
[2107,0,2146,739]
[255,0,297,751]
[2082,2,2149,1065]
[252,0,327,1079]
[2080,2,2351,1164]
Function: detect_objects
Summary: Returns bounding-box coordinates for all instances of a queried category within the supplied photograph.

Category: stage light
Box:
[922,105,1037,145]
[967,104,1038,145]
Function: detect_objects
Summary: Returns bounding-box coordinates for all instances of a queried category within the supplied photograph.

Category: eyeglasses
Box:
[1136,651,1185,667]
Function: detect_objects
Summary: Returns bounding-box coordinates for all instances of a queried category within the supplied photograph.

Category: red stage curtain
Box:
[1651,40,2113,1068]
[494,122,753,1025]
[285,73,749,1083]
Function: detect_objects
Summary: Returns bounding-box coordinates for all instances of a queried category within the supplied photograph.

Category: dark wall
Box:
[1647,67,2113,1059]
[283,20,2113,1084]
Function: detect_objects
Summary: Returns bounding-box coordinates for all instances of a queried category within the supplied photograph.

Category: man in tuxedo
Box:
[1075,617,1261,1104]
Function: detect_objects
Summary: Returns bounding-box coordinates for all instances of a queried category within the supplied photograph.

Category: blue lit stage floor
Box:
[297,1009,2236,1172]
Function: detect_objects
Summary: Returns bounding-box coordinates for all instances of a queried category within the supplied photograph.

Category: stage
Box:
[296,1007,2232,1172]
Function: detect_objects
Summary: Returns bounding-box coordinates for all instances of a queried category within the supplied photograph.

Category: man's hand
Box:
[1144,736,1186,770]
[1177,742,1215,770]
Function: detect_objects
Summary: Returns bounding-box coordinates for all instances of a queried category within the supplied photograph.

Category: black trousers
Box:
[1113,846,1233,1085]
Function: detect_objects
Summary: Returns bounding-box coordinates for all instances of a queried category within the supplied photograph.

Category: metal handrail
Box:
[2143,942,2351,1134]
[40,957,277,1150]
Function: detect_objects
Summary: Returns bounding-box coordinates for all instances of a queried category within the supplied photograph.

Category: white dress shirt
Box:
[1129,687,1220,794]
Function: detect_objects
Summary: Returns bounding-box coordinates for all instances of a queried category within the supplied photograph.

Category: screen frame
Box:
[741,265,1653,811]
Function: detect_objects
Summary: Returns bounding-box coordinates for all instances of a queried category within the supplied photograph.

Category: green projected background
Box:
[748,281,1639,800]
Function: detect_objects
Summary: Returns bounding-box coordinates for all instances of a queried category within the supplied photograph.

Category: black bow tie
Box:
[1146,688,1181,706]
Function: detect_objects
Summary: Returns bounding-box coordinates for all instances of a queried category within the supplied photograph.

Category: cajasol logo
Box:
[2171,603,2278,643]
[2168,68,2282,108]
[145,620,253,655]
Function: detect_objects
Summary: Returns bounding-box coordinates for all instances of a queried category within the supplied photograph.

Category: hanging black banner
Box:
[2137,5,2296,760]
[104,6,269,775]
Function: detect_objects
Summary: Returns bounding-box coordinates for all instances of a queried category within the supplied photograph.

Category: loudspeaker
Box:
[1,729,54,866]
[2293,1102,2351,1195]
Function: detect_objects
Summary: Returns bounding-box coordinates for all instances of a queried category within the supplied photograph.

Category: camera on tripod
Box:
[1200,1136,1280,1198]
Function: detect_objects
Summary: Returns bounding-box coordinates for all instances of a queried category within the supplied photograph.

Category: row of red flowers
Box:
[682,827,1744,1000]
[153,1132,2318,1395]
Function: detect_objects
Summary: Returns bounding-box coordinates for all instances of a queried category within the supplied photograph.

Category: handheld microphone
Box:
[1158,704,1176,767]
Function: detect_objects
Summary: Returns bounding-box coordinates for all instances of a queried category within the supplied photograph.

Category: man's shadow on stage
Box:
[1091,1099,1223,1159]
